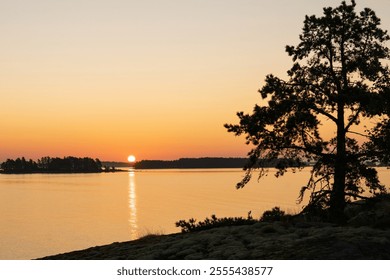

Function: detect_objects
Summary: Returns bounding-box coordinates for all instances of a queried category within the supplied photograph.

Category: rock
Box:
[39,222,390,260]
[184,252,204,260]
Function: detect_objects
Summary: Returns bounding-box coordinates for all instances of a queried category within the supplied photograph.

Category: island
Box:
[0,156,104,174]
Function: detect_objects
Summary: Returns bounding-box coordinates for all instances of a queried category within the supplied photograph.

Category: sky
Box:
[1,0,390,162]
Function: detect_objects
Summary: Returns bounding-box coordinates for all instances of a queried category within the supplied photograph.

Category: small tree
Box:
[225,1,390,222]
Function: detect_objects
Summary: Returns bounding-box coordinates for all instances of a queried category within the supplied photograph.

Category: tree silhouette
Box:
[225,1,390,222]
[1,156,102,173]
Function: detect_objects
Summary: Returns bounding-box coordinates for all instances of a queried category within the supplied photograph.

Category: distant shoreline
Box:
[2,156,387,174]
[132,157,303,169]
[102,157,250,170]
[0,169,128,175]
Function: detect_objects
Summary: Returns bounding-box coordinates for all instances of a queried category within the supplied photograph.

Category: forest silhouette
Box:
[1,156,102,174]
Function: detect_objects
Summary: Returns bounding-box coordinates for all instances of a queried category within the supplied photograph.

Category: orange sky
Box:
[1,0,389,162]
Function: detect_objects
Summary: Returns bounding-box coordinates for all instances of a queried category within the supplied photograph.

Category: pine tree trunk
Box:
[330,93,346,223]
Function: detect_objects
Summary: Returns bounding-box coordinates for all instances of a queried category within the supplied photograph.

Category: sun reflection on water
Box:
[128,168,138,240]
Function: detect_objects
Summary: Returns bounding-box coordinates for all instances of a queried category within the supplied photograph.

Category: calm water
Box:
[0,168,389,259]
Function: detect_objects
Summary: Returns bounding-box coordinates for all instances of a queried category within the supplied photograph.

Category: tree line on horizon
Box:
[134,157,302,169]
[0,156,102,174]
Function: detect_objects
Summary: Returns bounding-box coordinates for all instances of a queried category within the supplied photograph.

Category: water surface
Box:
[0,168,389,259]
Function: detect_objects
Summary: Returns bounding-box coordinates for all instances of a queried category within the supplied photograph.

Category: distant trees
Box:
[134,158,248,169]
[1,156,102,173]
[1,157,39,173]
[225,1,390,222]
[133,157,300,169]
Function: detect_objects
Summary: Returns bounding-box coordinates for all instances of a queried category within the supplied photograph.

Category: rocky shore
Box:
[39,222,390,260]
[39,197,390,260]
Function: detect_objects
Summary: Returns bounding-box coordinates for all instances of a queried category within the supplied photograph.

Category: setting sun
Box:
[127,155,136,163]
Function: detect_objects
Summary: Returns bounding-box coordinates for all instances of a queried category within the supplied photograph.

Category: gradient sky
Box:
[1,0,389,162]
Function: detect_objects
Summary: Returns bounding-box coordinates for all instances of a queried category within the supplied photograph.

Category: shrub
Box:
[175,212,256,233]
[260,207,286,222]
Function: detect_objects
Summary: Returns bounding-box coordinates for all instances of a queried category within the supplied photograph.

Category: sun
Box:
[127,155,136,163]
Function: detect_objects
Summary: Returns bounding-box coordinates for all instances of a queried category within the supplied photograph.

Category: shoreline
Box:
[0,169,128,175]
[3,166,389,174]
[38,222,390,260]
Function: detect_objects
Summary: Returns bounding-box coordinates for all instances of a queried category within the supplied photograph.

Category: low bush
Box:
[260,207,286,222]
[175,212,256,233]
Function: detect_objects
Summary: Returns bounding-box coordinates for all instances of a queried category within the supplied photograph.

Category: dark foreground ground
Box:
[39,222,390,260]
[40,197,390,260]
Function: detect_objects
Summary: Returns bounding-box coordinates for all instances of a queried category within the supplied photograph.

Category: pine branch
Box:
[345,106,362,132]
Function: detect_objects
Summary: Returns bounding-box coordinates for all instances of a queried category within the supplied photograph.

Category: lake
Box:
[0,168,389,259]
